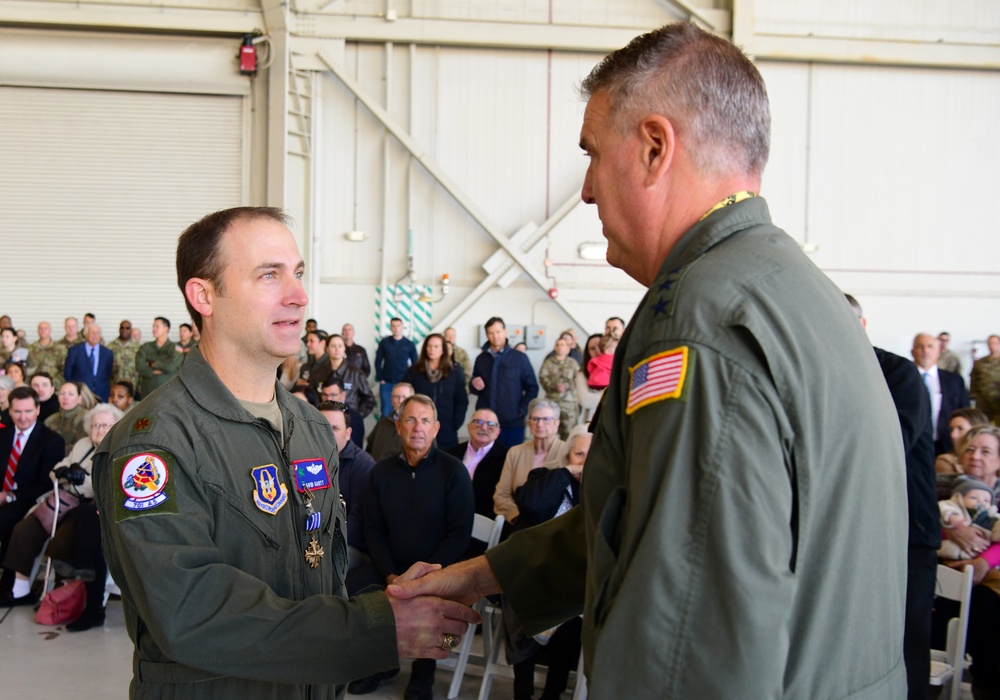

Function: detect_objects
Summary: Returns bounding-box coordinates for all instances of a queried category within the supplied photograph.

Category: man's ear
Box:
[638,115,675,186]
[185,278,214,320]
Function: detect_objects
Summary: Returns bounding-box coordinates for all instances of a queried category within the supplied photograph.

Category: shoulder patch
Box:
[626,346,693,415]
[114,450,178,521]
[129,416,155,435]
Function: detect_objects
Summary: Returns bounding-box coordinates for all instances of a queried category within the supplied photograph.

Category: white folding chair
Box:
[929,564,974,700]
[444,513,505,699]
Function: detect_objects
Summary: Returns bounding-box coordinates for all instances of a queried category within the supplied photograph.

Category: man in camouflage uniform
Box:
[444,327,472,385]
[58,317,84,349]
[538,335,580,439]
[108,320,141,389]
[970,334,1000,423]
[937,332,962,374]
[27,321,67,385]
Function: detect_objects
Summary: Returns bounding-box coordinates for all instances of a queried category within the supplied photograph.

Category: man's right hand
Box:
[387,590,479,660]
[470,377,485,391]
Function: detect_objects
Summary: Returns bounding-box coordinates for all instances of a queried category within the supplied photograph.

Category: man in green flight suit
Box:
[390,22,908,699]
[93,207,476,699]
[134,316,182,397]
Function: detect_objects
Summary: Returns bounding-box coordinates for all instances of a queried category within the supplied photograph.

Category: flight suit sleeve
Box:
[93,441,398,686]
[586,342,797,699]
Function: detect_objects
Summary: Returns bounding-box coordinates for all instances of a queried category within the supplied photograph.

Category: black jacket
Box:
[875,347,939,548]
[402,365,469,450]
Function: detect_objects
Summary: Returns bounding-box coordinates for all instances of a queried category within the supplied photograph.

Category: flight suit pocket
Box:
[205,482,282,554]
[592,485,627,627]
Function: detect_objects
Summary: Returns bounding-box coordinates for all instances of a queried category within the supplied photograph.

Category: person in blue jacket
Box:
[470,317,538,447]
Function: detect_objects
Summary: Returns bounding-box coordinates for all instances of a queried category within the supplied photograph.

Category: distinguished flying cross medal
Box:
[302,486,324,568]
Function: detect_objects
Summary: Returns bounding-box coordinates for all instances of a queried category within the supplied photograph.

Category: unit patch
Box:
[251,464,289,515]
[115,450,176,521]
[626,346,692,415]
[292,458,331,493]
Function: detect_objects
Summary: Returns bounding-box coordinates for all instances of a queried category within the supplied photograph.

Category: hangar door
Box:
[0,86,245,336]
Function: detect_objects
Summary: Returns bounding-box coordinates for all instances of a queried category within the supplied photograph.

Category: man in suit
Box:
[447,409,509,522]
[0,386,65,596]
[912,332,970,456]
[64,322,114,402]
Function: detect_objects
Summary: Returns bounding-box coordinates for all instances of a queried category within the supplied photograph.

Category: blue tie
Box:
[88,346,97,376]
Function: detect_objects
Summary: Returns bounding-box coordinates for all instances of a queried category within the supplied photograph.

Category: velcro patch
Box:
[626,346,692,415]
[114,449,178,522]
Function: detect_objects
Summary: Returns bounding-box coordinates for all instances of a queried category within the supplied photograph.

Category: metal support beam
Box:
[432,191,584,334]
[0,0,263,34]
[262,0,289,207]
[316,48,592,332]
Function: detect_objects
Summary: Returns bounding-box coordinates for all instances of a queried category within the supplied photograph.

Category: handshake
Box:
[383,557,501,660]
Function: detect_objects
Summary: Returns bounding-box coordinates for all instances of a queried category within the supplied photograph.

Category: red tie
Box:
[4,432,22,493]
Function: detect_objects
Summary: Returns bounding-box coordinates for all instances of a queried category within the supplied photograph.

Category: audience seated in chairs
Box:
[352,395,474,699]
[503,430,590,700]
[493,398,567,532]
[933,424,1000,699]
[44,380,96,456]
[1,403,124,630]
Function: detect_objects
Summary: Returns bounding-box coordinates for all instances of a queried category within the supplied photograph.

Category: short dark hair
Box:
[84,313,96,321]
[155,316,171,330]
[113,379,136,398]
[485,317,505,331]
[390,317,403,325]
[843,294,863,319]
[318,400,350,419]
[179,323,192,332]
[30,371,53,385]
[321,376,345,392]
[176,207,290,328]
[606,316,625,326]
[9,385,39,407]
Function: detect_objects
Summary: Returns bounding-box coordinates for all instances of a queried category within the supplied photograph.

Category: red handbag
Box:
[34,579,86,625]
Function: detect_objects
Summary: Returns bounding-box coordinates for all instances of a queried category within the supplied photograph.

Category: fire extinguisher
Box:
[239,34,257,75]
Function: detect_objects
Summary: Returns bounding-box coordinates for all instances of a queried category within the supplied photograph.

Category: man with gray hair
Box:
[391,22,907,698]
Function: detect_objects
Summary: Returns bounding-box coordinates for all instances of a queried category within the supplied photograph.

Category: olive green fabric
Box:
[487,197,908,698]
[93,348,398,699]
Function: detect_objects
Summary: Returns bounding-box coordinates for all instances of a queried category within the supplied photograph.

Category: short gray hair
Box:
[0,376,13,392]
[581,22,770,179]
[527,397,561,419]
[398,394,438,422]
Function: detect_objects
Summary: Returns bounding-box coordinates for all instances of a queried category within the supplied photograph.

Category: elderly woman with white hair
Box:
[0,374,13,424]
[492,398,567,527]
[1,402,124,630]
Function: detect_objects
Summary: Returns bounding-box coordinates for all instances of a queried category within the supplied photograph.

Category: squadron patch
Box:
[115,450,177,521]
[251,464,289,515]
[292,458,331,492]
[626,346,693,415]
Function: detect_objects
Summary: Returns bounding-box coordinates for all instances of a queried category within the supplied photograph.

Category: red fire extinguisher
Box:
[239,34,257,75]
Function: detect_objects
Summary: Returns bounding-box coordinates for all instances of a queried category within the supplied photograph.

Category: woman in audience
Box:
[401,333,468,450]
[295,330,331,392]
[936,408,990,474]
[935,424,1000,699]
[277,354,299,391]
[4,360,27,388]
[538,336,580,440]
[0,375,13,424]
[1,403,124,629]
[493,398,566,526]
[325,334,376,418]
[45,380,96,455]
[505,430,591,700]
[574,333,604,426]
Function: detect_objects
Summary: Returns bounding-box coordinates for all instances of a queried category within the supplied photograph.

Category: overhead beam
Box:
[0,0,263,34]
[316,48,593,332]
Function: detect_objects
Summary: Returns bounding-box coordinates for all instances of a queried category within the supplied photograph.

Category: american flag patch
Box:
[626,347,689,415]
